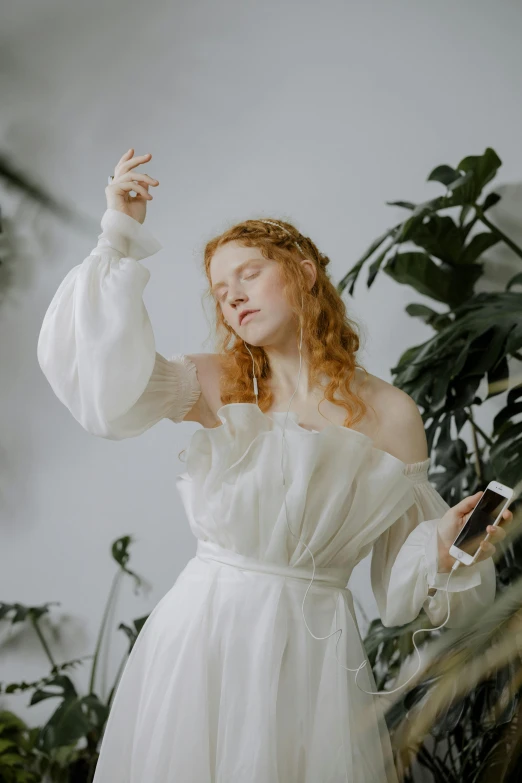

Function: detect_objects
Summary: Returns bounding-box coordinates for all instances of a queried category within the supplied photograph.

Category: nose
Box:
[227,290,247,309]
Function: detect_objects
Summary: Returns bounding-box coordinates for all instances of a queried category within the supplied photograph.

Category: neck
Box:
[262,341,316,402]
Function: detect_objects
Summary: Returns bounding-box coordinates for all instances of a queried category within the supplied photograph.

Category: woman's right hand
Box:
[105,148,160,224]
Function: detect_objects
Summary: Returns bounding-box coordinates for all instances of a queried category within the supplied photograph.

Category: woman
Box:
[37,148,509,782]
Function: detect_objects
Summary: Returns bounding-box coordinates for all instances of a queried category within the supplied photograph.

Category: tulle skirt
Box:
[92,540,399,783]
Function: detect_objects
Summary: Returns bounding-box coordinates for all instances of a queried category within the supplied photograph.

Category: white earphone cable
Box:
[243,296,461,697]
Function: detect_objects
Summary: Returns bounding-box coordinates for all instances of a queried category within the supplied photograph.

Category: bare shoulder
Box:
[178,353,223,427]
[362,371,429,464]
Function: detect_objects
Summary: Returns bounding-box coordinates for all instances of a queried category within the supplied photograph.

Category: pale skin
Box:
[106,149,512,574]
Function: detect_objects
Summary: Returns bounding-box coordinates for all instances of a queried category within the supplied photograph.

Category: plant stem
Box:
[468,418,493,448]
[466,407,484,484]
[86,755,97,783]
[107,649,128,711]
[30,617,57,669]
[477,211,522,262]
[89,570,122,695]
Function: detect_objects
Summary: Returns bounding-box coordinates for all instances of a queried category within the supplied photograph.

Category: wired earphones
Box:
[242,221,461,697]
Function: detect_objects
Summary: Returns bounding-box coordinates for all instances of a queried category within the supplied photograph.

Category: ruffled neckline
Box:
[210,403,430,477]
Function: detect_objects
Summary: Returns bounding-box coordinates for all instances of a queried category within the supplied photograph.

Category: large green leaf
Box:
[383,252,482,306]
[404,303,453,331]
[438,148,502,206]
[393,196,447,243]
[390,293,522,487]
[366,246,390,288]
[459,232,499,265]
[30,675,77,707]
[38,691,108,754]
[393,293,522,383]
[403,214,467,264]
[457,148,503,195]
[337,225,399,296]
[340,149,505,300]
[427,164,462,187]
[490,384,522,487]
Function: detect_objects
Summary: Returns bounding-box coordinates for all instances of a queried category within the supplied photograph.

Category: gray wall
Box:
[1,0,521,733]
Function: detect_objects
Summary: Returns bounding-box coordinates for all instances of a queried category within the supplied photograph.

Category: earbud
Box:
[243,293,305,403]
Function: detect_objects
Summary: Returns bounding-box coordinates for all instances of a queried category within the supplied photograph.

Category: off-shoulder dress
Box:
[37,209,496,783]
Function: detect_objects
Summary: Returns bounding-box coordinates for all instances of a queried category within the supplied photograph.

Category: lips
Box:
[240,310,259,325]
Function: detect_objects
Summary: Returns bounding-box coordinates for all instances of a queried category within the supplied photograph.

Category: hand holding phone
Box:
[437,481,513,570]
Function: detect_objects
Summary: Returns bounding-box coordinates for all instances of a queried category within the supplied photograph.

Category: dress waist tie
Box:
[196,539,351,591]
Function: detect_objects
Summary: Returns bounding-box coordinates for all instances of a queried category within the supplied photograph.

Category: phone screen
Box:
[453,488,508,556]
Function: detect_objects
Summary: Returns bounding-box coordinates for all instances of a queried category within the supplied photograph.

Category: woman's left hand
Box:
[436,490,512,572]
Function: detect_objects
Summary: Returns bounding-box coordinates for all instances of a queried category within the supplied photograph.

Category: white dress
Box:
[37,209,497,783]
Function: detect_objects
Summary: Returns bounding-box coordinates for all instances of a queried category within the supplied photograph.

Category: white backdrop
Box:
[1,0,521,735]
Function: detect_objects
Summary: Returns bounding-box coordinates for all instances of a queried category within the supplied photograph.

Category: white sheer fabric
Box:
[371,469,494,628]
[37,208,201,439]
[37,209,497,782]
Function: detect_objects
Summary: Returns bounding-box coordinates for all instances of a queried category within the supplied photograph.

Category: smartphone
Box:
[449,480,513,566]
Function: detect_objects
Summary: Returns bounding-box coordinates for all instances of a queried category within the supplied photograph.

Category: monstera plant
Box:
[339,147,522,781]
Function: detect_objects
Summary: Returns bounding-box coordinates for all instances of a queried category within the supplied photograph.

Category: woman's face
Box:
[209,241,297,346]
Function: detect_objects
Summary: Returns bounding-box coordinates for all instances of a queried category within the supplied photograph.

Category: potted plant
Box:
[0,536,150,783]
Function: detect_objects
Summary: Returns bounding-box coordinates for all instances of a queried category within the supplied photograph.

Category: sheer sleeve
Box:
[37,208,201,439]
[370,459,497,628]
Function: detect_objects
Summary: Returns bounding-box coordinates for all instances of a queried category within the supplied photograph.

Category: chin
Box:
[241,326,280,349]
[237,324,264,345]
[237,314,286,346]
[240,335,265,347]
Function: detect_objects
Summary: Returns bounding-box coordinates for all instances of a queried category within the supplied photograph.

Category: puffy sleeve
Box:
[37,208,201,439]
[370,458,497,628]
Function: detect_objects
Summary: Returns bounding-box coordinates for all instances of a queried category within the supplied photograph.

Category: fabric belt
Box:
[196,539,350,590]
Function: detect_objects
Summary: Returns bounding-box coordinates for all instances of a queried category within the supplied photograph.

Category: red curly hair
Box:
[199,216,373,431]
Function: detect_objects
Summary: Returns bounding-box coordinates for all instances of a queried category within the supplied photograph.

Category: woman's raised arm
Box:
[37,150,201,439]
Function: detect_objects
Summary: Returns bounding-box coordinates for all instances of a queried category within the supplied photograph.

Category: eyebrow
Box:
[210,258,263,294]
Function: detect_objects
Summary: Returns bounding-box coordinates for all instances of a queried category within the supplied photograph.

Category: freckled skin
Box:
[210,241,316,351]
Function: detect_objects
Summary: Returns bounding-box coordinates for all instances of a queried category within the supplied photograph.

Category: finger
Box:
[117,147,134,164]
[479,540,495,556]
[474,544,494,563]
[489,511,513,533]
[118,153,152,176]
[455,491,483,516]
[108,181,153,199]
[119,172,159,186]
[486,525,506,540]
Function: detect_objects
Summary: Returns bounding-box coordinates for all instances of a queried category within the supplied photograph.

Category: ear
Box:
[300,258,317,290]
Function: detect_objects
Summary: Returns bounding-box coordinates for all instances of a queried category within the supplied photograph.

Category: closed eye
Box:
[219,272,259,302]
